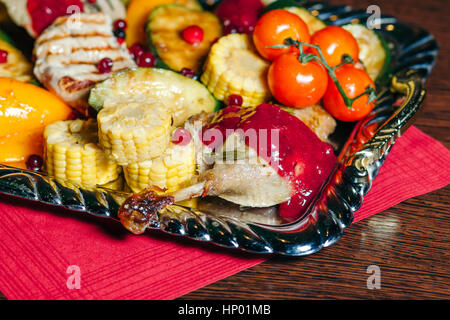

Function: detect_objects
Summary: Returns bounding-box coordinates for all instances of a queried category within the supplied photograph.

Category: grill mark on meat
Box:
[36,33,112,45]
[59,76,96,94]
[49,46,117,54]
[52,15,108,27]
[60,56,128,66]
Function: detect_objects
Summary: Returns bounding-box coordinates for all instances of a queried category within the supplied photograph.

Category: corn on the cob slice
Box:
[123,137,196,193]
[97,102,172,165]
[44,119,121,186]
[176,198,198,208]
[201,33,271,107]
[98,175,125,191]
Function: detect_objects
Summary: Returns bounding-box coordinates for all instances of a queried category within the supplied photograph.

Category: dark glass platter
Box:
[0,1,439,256]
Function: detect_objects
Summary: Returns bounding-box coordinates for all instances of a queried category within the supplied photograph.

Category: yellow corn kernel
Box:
[201,33,271,107]
[44,119,121,186]
[97,102,172,165]
[123,139,196,193]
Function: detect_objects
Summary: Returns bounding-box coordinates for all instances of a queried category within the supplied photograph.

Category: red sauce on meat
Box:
[27,0,85,36]
[202,104,336,222]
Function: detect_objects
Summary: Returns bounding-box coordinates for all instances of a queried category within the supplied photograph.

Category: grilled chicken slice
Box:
[34,12,136,112]
[1,0,126,37]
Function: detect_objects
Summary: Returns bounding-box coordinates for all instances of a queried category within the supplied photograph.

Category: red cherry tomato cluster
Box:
[252,9,376,122]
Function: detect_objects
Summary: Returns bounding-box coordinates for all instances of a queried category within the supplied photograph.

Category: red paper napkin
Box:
[0,126,449,300]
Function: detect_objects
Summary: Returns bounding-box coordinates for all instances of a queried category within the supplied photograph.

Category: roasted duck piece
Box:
[119,104,337,234]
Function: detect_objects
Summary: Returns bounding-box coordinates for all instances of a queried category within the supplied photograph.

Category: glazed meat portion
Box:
[289,104,337,143]
[33,12,136,112]
[119,104,337,234]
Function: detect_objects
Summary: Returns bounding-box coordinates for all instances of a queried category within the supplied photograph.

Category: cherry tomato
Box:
[308,26,359,67]
[253,9,310,61]
[268,52,328,108]
[322,65,375,122]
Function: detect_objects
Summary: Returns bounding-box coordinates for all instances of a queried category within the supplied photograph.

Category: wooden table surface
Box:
[1,0,449,301]
[180,0,450,300]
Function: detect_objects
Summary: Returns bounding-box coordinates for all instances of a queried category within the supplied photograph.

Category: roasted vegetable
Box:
[343,23,390,82]
[201,33,271,107]
[125,0,202,47]
[89,67,218,126]
[0,38,33,82]
[97,102,172,165]
[44,119,121,186]
[264,1,326,34]
[147,4,222,73]
[99,175,126,191]
[0,78,72,164]
[124,137,196,193]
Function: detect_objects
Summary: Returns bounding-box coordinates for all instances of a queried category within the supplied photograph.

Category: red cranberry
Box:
[26,154,43,172]
[182,25,204,45]
[113,19,127,30]
[129,43,145,60]
[97,58,113,74]
[227,94,243,106]
[180,68,195,78]
[223,24,239,35]
[0,50,8,64]
[113,28,126,39]
[137,52,155,67]
[117,37,125,45]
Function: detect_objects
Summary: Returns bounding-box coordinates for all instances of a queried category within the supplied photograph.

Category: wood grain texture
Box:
[179,0,450,300]
[1,0,449,300]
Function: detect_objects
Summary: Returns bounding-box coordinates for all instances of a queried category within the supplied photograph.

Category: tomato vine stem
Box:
[270,38,376,109]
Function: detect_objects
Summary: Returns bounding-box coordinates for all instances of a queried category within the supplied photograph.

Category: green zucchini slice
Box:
[89,67,218,126]
[146,4,222,73]
[0,28,33,82]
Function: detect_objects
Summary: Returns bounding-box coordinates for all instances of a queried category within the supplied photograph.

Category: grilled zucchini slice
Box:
[146,4,222,73]
[0,37,33,82]
[343,24,390,82]
[126,0,202,47]
[89,67,218,126]
[265,1,326,34]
